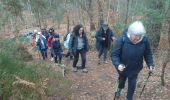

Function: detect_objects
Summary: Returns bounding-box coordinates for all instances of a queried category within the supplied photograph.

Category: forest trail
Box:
[27,43,170,100]
[61,51,170,100]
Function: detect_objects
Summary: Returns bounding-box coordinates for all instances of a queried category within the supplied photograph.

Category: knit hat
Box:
[102,21,108,27]
[53,34,59,38]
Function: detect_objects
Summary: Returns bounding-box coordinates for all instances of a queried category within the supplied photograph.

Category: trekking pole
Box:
[139,71,152,97]
[114,79,120,100]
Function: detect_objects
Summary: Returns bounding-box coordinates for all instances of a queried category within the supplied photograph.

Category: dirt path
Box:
[28,45,170,100]
[66,52,117,100]
[63,51,170,100]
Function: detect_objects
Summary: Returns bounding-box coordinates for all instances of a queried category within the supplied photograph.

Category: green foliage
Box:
[29,0,47,13]
[0,39,71,99]
[129,0,146,16]
[47,0,65,24]
[1,0,23,16]
[113,22,126,36]
[14,45,33,61]
[0,2,10,30]
[47,73,72,99]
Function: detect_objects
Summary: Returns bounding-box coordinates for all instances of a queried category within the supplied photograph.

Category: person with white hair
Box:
[111,21,155,100]
[35,31,46,43]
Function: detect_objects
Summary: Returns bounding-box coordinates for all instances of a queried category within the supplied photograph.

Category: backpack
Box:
[64,33,69,41]
[120,34,147,50]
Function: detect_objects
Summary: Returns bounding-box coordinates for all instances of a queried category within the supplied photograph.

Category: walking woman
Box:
[111,21,154,100]
[69,24,89,73]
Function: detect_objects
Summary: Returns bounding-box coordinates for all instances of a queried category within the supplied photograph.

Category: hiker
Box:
[48,28,59,61]
[26,32,33,37]
[64,31,73,60]
[111,21,155,100]
[41,28,49,41]
[35,30,46,43]
[32,29,38,40]
[36,32,48,60]
[69,24,89,73]
[51,34,62,65]
[95,22,115,64]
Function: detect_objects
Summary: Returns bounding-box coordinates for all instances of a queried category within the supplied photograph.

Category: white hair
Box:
[34,29,38,33]
[37,32,41,35]
[127,21,146,36]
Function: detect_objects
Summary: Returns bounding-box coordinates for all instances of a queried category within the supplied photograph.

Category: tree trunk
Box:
[57,21,61,29]
[89,19,95,31]
[64,0,70,33]
[161,20,170,86]
[67,14,70,33]
[12,16,21,47]
[106,0,110,23]
[97,0,104,27]
[37,12,41,29]
[87,0,95,31]
[125,0,129,25]
[89,14,96,31]
[10,17,15,32]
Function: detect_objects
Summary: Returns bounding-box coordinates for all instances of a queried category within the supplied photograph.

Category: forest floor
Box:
[28,44,170,100]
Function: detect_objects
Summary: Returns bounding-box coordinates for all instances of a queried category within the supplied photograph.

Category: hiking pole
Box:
[139,71,152,97]
[114,79,120,100]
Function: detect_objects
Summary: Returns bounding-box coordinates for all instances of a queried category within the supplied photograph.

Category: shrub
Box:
[0,38,71,100]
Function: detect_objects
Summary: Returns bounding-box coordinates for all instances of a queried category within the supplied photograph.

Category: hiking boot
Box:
[115,88,121,97]
[51,57,54,61]
[82,68,88,73]
[72,67,77,72]
[98,59,101,65]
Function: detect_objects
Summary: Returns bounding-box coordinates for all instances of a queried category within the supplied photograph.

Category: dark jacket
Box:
[42,31,49,40]
[69,34,89,54]
[95,27,114,51]
[51,40,62,54]
[37,36,47,50]
[111,34,154,76]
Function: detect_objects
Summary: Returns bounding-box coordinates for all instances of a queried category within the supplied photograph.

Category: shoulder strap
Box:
[64,33,69,41]
[121,35,126,47]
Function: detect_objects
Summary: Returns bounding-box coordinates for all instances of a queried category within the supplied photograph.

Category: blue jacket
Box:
[111,34,154,76]
[51,40,62,54]
[37,36,47,50]
[95,27,114,50]
[69,34,89,54]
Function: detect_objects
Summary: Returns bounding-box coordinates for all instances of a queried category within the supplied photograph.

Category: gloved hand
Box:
[118,64,125,72]
[149,66,155,73]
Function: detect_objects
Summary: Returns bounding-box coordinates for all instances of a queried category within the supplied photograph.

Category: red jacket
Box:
[48,36,53,48]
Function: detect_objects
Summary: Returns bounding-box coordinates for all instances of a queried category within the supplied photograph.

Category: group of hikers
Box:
[32,28,62,64]
[31,21,155,100]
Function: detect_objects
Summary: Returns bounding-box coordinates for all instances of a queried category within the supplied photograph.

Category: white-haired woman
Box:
[111,21,155,100]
